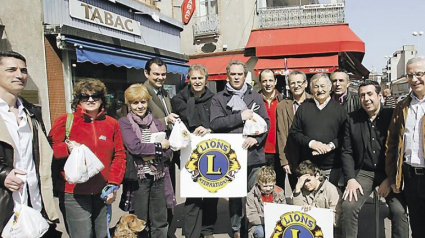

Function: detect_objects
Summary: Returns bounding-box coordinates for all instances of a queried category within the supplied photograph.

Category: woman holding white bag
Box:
[49,78,126,238]
[118,84,172,238]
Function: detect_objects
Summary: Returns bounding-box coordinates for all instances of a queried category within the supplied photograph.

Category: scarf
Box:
[226,82,248,112]
[181,86,214,129]
[127,111,163,180]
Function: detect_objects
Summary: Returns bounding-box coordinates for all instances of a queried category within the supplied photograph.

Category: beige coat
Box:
[293,178,341,226]
[246,184,286,237]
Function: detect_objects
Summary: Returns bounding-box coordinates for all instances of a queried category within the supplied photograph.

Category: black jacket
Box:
[210,84,270,166]
[333,90,361,113]
[341,107,394,181]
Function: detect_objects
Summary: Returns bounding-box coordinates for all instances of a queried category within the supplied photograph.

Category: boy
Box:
[293,160,342,236]
[246,166,286,238]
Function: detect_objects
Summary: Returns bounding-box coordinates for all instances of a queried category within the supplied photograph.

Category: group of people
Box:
[1,49,425,238]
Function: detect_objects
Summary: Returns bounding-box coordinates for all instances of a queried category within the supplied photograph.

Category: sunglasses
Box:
[79,93,102,102]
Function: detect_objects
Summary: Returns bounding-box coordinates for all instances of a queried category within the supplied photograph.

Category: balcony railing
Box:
[192,14,220,38]
[258,3,345,28]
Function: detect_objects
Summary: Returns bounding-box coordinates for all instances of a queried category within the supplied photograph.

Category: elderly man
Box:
[386,56,425,238]
[276,70,311,190]
[0,51,58,234]
[258,69,284,186]
[383,88,396,108]
[341,80,408,238]
[331,69,360,113]
[210,60,270,238]
[289,73,347,186]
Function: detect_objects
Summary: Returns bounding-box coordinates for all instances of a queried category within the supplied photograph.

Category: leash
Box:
[100,184,120,238]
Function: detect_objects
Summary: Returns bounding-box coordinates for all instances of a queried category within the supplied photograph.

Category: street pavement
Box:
[54,166,399,238]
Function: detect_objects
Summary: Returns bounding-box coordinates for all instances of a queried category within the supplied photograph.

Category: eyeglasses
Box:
[406,71,425,80]
[79,93,102,102]
[289,80,306,87]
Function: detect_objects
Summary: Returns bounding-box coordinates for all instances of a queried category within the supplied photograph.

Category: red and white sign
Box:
[181,0,195,25]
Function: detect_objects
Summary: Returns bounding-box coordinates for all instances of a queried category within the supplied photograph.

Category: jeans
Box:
[341,170,408,238]
[184,198,218,238]
[252,225,264,238]
[230,165,262,234]
[134,175,168,238]
[59,193,107,238]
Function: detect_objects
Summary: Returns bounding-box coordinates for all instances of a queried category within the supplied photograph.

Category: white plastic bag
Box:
[64,144,105,184]
[1,185,49,238]
[169,120,190,151]
[243,103,268,136]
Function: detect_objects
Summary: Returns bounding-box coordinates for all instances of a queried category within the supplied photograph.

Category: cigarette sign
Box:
[182,0,195,25]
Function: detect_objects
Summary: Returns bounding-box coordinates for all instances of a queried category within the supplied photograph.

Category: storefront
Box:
[43,0,189,121]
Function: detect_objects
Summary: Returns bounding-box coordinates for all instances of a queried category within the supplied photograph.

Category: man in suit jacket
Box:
[143,57,179,130]
[276,70,311,190]
[341,80,408,238]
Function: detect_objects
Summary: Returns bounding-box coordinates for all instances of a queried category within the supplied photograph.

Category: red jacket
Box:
[49,106,126,195]
[261,90,283,154]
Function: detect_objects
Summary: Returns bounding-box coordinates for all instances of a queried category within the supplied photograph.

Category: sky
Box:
[345,0,425,73]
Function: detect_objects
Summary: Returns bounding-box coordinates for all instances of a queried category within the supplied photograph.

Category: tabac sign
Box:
[181,0,195,25]
[69,0,142,36]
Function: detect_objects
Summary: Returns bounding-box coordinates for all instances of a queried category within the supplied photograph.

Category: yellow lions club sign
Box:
[270,211,324,238]
[185,138,241,193]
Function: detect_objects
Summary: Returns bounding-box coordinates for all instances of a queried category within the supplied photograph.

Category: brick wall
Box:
[45,37,66,123]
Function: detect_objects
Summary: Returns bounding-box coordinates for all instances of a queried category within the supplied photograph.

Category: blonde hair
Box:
[124,84,152,106]
[257,166,276,184]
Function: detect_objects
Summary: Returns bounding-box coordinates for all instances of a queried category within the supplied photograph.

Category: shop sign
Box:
[302,3,345,9]
[309,68,330,73]
[181,0,195,25]
[69,0,142,36]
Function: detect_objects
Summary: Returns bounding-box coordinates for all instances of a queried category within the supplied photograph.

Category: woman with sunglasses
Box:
[49,78,126,238]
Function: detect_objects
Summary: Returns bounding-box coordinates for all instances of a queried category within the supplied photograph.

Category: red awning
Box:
[254,55,339,75]
[187,54,250,80]
[246,24,365,57]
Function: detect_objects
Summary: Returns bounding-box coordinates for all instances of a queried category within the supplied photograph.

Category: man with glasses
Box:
[386,56,425,238]
[330,69,360,113]
[289,73,347,186]
[276,70,311,190]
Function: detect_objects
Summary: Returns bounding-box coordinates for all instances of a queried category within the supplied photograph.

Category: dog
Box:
[113,214,146,238]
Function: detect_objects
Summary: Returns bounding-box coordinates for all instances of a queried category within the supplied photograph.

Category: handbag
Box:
[1,183,49,238]
[123,150,138,182]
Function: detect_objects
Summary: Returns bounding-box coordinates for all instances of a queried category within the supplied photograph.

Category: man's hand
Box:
[390,183,400,194]
[104,189,117,205]
[377,178,391,198]
[302,205,312,212]
[4,169,26,192]
[193,126,211,137]
[343,178,364,202]
[242,137,257,149]
[241,109,253,121]
[166,113,180,124]
[294,174,310,193]
[283,165,291,174]
[161,139,170,150]
[309,141,331,155]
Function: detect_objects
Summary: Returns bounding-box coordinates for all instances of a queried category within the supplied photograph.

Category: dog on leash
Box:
[113,214,146,238]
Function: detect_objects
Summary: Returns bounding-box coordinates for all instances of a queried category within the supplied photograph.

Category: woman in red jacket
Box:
[49,78,126,238]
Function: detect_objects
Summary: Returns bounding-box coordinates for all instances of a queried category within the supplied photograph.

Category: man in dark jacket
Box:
[341,80,408,238]
[210,60,270,238]
[0,51,58,234]
[331,69,361,113]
